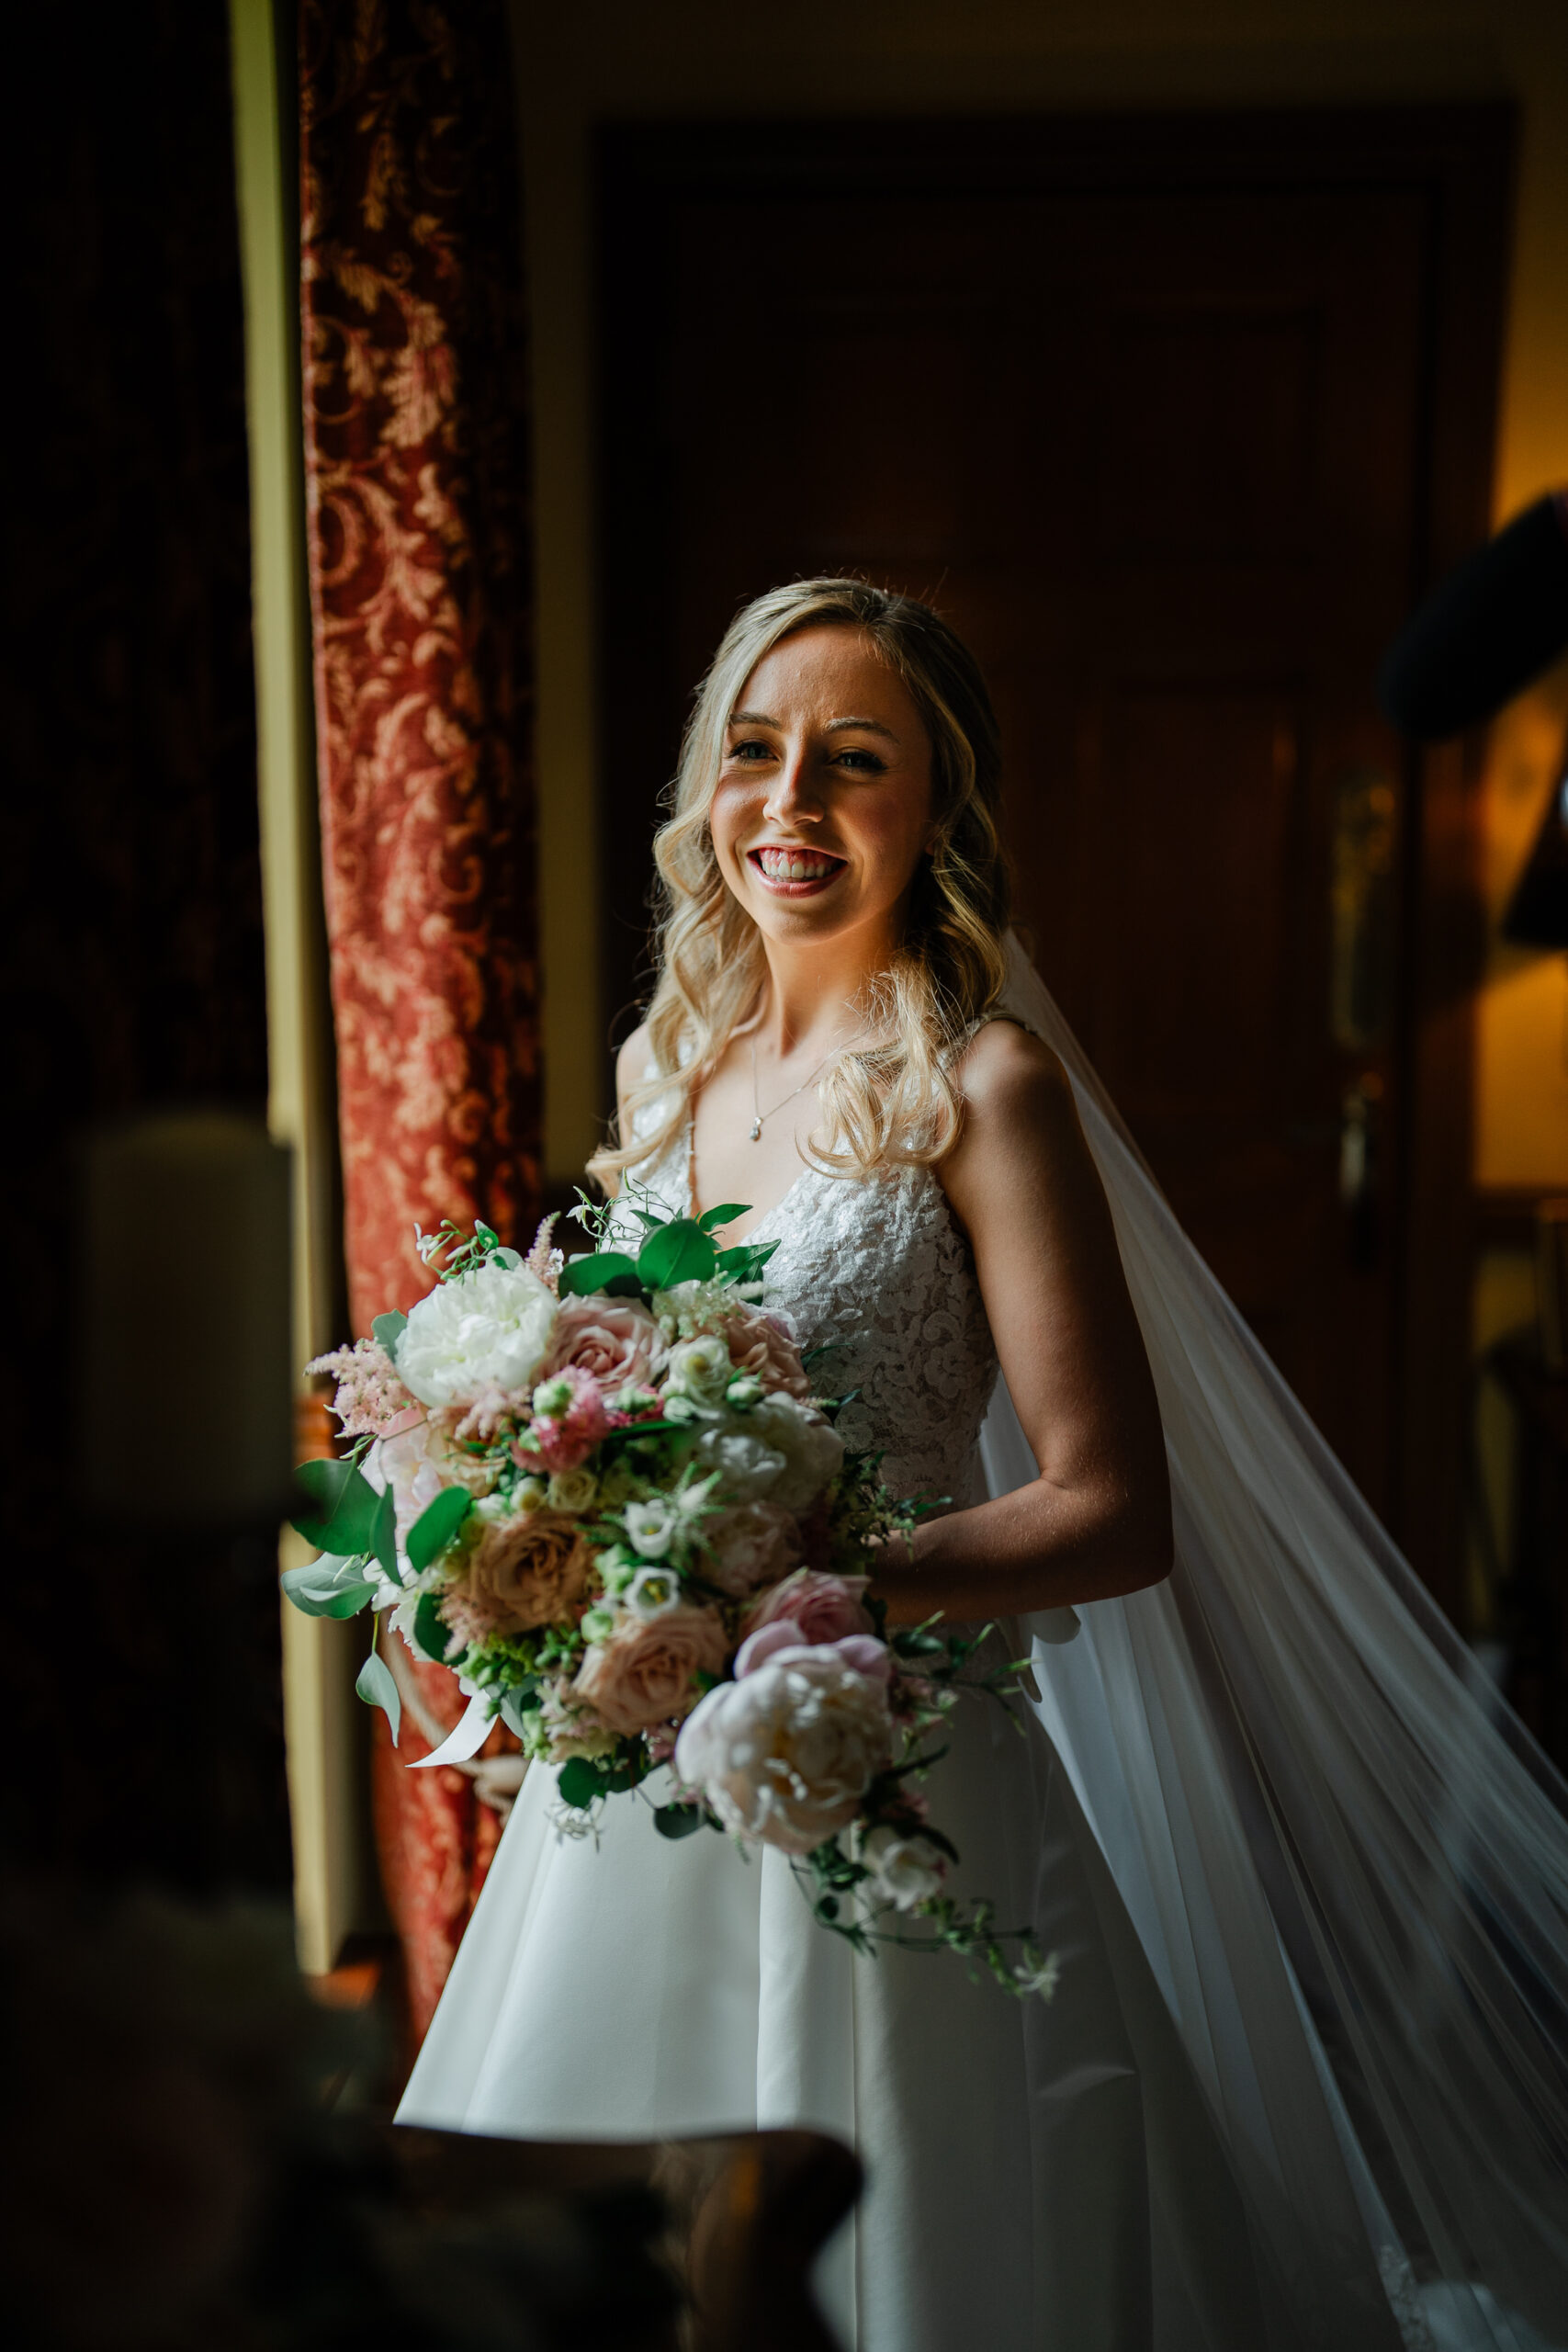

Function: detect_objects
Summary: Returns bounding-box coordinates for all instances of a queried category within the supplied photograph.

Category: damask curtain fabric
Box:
[298,0,540,2035]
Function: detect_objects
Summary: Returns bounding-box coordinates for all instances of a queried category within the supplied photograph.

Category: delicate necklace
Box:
[748,1034,850,1142]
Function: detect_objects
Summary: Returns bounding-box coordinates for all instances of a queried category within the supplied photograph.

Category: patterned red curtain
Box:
[298,0,539,2040]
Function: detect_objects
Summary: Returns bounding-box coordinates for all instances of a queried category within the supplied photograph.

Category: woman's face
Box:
[710,626,936,958]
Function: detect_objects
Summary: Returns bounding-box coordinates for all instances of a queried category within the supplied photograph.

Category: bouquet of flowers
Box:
[287,1193,1055,1996]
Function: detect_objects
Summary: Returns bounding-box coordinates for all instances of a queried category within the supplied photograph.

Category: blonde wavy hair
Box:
[590,579,1011,1193]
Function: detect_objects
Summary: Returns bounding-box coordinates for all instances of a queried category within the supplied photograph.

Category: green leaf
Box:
[716,1238,780,1283]
[369,1483,399,1580]
[356,1646,401,1744]
[652,1802,708,1839]
[280,1555,378,1619]
[637,1218,717,1290]
[558,1250,644,1300]
[557,1756,604,1810]
[412,1590,452,1664]
[697,1203,750,1234]
[407,1486,472,1573]
[371,1310,407,1356]
[289,1458,381,1555]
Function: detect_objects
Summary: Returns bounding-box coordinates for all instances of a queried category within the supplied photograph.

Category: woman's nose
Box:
[761,745,823,827]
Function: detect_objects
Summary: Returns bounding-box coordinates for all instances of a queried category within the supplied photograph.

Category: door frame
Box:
[595,105,1516,1615]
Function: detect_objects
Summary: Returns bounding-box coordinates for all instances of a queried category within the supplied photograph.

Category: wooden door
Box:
[597,111,1511,1603]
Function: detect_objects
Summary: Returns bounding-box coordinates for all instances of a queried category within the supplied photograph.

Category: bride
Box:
[400,581,1568,2351]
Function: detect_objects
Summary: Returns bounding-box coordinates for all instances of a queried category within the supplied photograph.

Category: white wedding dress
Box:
[400,944,1568,2352]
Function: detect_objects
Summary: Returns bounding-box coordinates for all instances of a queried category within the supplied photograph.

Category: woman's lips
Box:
[747,845,847,898]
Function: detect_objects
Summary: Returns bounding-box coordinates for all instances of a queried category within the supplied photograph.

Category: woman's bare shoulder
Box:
[615,1020,655,1109]
[952,1015,1072,1121]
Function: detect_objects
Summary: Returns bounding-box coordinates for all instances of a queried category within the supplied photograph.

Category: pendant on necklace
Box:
[749,1118,762,1141]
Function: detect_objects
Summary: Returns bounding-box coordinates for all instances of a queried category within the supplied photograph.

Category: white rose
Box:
[694,1424,789,1500]
[673,1646,893,1856]
[707,1395,843,1512]
[860,1824,945,1913]
[396,1261,558,1408]
[666,1334,734,1407]
[546,1466,598,1516]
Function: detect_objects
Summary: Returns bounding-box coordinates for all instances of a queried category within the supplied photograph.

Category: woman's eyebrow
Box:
[826,716,898,741]
[728,708,779,729]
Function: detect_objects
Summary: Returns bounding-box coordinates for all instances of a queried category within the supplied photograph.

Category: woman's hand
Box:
[873,1020,1172,1625]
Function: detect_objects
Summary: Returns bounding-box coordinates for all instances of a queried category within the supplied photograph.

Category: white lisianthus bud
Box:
[667,1334,734,1408]
[725,1374,764,1409]
[860,1824,946,1913]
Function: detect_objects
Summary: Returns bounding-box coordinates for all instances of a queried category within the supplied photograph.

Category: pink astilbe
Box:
[524,1212,564,1295]
[306,1338,421,1439]
[525,1364,612,1472]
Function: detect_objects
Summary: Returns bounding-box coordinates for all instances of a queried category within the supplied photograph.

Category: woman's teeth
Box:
[753,847,842,881]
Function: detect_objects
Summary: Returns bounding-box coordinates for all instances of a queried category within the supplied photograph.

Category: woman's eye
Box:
[726,739,773,763]
[834,748,886,773]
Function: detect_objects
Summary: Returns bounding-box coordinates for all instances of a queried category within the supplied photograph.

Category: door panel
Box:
[598,113,1509,1579]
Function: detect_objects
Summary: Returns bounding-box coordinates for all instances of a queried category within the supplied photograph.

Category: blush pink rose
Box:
[571,1603,728,1736]
[739,1569,874,1650]
[539,1297,668,1404]
[724,1306,812,1399]
[739,1629,891,1683]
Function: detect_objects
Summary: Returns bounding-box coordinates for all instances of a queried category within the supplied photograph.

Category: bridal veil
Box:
[986,934,1568,2351]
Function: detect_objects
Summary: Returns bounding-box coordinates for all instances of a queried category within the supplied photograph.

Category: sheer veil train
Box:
[987,934,1568,2351]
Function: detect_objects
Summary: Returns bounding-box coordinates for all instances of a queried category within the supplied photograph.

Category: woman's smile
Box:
[747,843,849,896]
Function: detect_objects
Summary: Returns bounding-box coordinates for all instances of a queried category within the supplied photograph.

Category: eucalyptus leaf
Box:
[369,1483,399,1581]
[557,1756,603,1810]
[371,1310,407,1357]
[407,1486,472,1573]
[280,1555,378,1619]
[558,1250,644,1300]
[412,1590,452,1664]
[652,1802,707,1840]
[637,1218,716,1290]
[289,1457,381,1555]
[356,1646,401,1745]
[697,1203,750,1234]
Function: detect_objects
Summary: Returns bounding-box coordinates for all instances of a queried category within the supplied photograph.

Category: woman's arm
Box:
[872,1019,1173,1624]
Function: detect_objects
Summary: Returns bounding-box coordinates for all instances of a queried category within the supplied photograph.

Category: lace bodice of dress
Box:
[632,1139,1000,1510]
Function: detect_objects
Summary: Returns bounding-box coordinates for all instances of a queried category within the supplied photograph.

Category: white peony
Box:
[694,1394,842,1512]
[674,1645,893,1856]
[395,1261,558,1408]
[701,1501,803,1596]
[860,1824,945,1912]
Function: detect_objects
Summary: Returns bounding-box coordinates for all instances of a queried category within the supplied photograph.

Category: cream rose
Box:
[673,1646,894,1856]
[458,1503,593,1634]
[571,1602,728,1736]
[538,1296,667,1402]
[396,1261,558,1408]
[739,1569,874,1649]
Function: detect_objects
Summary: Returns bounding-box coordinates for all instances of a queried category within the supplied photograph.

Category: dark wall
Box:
[1,5,288,1892]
